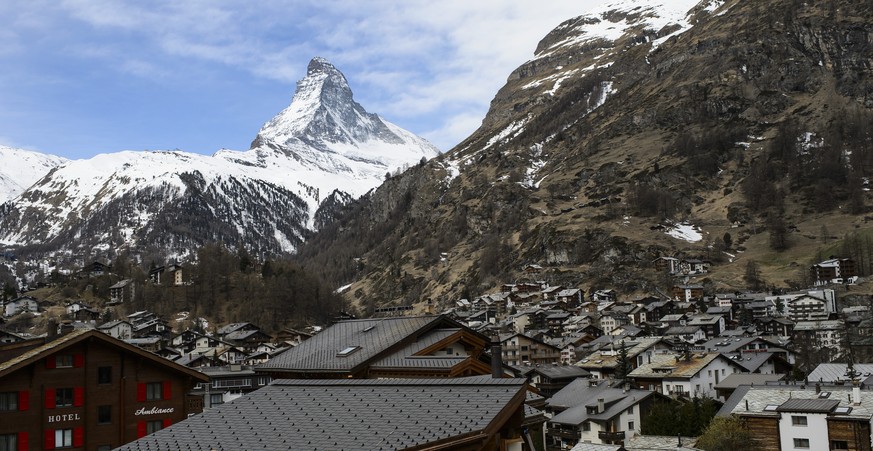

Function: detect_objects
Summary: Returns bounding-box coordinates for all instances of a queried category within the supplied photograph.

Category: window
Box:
[98,367,112,384]
[146,382,163,401]
[794,438,810,449]
[146,420,163,434]
[582,422,590,431]
[626,406,633,414]
[55,429,73,448]
[56,388,74,407]
[0,393,17,411]
[831,440,849,450]
[98,405,111,424]
[56,355,74,368]
[628,421,635,431]
[210,394,224,406]
[0,434,16,451]
[792,415,808,426]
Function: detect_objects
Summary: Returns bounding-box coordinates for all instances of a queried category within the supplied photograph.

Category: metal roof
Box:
[114,376,528,451]
[257,315,451,373]
[776,398,840,413]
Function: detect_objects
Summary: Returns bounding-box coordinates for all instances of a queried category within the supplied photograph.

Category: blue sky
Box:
[0,1,588,159]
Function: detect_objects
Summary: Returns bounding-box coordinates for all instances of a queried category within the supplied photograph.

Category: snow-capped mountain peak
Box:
[0,57,439,256]
[0,146,68,203]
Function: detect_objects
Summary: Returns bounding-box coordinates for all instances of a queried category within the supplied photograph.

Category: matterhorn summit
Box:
[0,57,439,256]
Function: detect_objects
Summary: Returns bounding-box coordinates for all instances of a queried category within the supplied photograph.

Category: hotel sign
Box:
[135,406,175,416]
[48,413,81,423]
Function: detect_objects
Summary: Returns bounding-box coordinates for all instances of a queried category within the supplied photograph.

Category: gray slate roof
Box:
[258,315,449,374]
[114,376,527,451]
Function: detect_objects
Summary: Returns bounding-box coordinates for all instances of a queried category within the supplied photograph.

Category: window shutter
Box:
[73,353,84,368]
[72,427,84,447]
[136,422,147,438]
[18,391,28,411]
[44,430,55,450]
[45,357,56,369]
[163,418,172,429]
[137,383,146,402]
[73,387,84,407]
[45,389,56,409]
[162,380,172,400]
[16,432,27,451]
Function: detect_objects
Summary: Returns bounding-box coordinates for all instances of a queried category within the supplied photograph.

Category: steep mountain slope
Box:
[0,146,67,203]
[296,0,873,311]
[0,58,439,257]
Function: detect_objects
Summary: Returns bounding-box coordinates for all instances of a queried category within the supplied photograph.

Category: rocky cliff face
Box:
[297,0,873,310]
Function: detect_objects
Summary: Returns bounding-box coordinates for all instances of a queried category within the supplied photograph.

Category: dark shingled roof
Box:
[114,376,528,451]
[777,398,840,413]
[257,315,456,374]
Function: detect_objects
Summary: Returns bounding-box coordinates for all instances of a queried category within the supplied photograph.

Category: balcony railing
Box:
[598,431,626,443]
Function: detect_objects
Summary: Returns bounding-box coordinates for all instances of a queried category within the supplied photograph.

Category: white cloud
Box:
[2,0,591,152]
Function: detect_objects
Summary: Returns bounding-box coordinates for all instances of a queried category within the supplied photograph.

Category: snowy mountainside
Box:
[0,57,438,257]
[0,146,68,203]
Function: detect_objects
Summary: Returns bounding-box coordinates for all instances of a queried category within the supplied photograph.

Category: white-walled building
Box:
[629,352,748,400]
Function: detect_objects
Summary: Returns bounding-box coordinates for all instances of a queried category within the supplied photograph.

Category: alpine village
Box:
[2,1,873,450]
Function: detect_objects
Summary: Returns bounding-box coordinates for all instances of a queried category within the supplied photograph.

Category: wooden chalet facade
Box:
[0,329,207,450]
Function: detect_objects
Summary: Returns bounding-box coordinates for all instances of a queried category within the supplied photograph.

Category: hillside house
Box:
[4,296,38,317]
[108,279,135,304]
[671,284,704,302]
[97,320,133,340]
[811,258,856,285]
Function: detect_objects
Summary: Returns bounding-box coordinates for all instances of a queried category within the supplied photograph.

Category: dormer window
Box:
[337,346,361,357]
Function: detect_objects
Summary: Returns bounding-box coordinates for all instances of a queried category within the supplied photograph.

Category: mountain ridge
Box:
[0,57,439,258]
[294,0,873,312]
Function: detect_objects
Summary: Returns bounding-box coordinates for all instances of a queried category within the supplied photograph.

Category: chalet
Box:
[97,320,133,340]
[671,284,704,302]
[546,379,667,448]
[66,301,100,321]
[719,384,873,451]
[4,296,38,317]
[556,288,584,307]
[520,365,590,398]
[664,325,707,344]
[653,256,680,274]
[500,333,562,367]
[108,279,135,305]
[256,315,497,379]
[85,261,111,277]
[794,320,845,362]
[686,314,725,338]
[0,329,207,450]
[629,352,748,400]
[678,258,710,275]
[712,373,785,401]
[191,364,271,408]
[148,263,184,286]
[541,285,565,300]
[755,317,795,337]
[0,330,23,344]
[273,328,312,347]
[117,376,535,451]
[811,257,856,285]
[546,311,572,336]
[576,337,675,380]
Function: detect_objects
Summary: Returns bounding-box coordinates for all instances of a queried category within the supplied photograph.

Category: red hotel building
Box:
[0,328,207,450]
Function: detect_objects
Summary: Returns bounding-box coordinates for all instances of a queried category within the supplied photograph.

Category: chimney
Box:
[490,335,503,378]
[47,318,58,340]
[597,398,605,414]
[853,381,862,406]
[816,383,821,394]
